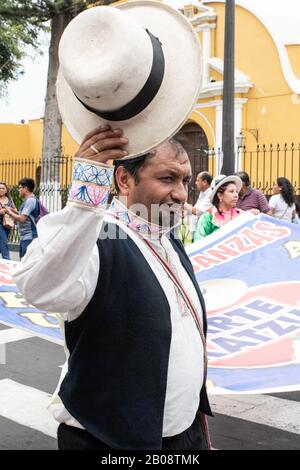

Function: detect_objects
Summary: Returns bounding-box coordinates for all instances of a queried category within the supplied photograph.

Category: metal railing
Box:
[2,144,300,245]
[0,156,74,209]
[209,143,300,195]
[0,156,74,245]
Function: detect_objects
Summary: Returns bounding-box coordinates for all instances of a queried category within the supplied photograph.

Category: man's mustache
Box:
[159,203,183,213]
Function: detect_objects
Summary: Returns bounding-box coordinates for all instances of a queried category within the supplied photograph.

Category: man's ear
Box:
[115,166,132,196]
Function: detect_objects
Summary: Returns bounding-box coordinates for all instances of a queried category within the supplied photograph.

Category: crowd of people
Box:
[2,170,298,262]
[0,178,41,260]
[179,170,299,245]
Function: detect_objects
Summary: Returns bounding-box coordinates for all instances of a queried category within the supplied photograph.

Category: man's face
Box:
[195,174,208,192]
[126,143,192,227]
[18,185,27,199]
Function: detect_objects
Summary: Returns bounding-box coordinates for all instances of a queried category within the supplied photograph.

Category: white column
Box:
[202,28,211,88]
[234,98,247,171]
[196,23,215,89]
[215,101,223,174]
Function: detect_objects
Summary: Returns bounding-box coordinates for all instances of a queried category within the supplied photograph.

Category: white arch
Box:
[191,109,216,147]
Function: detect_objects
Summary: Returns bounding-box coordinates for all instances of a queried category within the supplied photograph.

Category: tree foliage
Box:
[0,0,115,167]
[0,1,110,92]
[0,18,43,95]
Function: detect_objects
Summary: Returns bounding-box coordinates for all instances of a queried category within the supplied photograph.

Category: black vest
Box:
[59,224,212,450]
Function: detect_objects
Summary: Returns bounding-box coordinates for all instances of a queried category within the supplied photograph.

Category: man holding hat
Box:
[14,1,212,450]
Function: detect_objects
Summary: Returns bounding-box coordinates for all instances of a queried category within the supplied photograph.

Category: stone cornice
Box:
[190,12,217,25]
[195,22,216,32]
[199,80,252,99]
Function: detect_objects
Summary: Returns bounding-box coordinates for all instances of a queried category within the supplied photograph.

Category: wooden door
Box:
[175,123,209,204]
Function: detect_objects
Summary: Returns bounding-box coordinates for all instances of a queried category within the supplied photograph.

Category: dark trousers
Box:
[57,414,208,450]
[19,238,35,259]
[0,224,10,260]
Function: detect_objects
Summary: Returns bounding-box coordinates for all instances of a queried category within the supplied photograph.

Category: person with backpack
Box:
[0,182,16,260]
[4,178,42,259]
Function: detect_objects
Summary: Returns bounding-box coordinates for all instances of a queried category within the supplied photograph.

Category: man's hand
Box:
[184,202,193,214]
[250,208,260,215]
[5,207,18,215]
[74,124,128,164]
[184,202,201,216]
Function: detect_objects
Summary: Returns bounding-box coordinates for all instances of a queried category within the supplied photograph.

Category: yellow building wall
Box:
[0,124,30,160]
[210,69,223,82]
[209,2,300,147]
[190,107,216,148]
[61,126,80,157]
[244,94,300,146]
[28,119,44,158]
[0,120,79,162]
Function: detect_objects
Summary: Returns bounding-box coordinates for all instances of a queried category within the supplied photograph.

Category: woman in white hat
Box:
[194,175,243,241]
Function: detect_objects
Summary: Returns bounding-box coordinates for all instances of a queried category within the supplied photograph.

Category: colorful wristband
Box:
[68,158,114,208]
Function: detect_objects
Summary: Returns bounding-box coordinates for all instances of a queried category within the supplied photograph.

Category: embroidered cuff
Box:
[68,158,114,208]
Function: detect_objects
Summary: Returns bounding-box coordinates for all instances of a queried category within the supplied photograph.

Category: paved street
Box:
[0,320,300,450]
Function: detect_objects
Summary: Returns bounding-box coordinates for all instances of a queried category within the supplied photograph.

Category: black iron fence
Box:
[0,156,74,209]
[0,156,74,245]
[4,144,300,204]
[210,143,300,195]
[2,143,300,245]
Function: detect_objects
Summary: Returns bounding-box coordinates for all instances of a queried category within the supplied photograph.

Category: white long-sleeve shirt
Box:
[189,187,212,232]
[13,197,204,438]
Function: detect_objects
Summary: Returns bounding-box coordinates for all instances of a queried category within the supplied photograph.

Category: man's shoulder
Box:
[247,187,267,201]
[246,187,256,195]
[23,196,36,207]
[20,196,38,218]
[202,187,212,198]
[255,189,268,201]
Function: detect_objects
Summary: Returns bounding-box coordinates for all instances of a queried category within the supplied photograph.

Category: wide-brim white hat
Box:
[56,0,202,159]
[209,175,243,202]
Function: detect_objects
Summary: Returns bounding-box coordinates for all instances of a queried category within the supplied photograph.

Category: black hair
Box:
[277,177,295,207]
[212,181,236,214]
[113,152,152,190]
[198,172,213,185]
[113,138,186,193]
[18,178,35,193]
[235,171,250,186]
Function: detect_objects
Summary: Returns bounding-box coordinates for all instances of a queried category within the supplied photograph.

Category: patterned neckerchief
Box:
[106,197,167,238]
[107,198,195,319]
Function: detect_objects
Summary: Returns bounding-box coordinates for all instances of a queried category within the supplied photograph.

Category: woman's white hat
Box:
[56,1,202,159]
[209,175,243,203]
